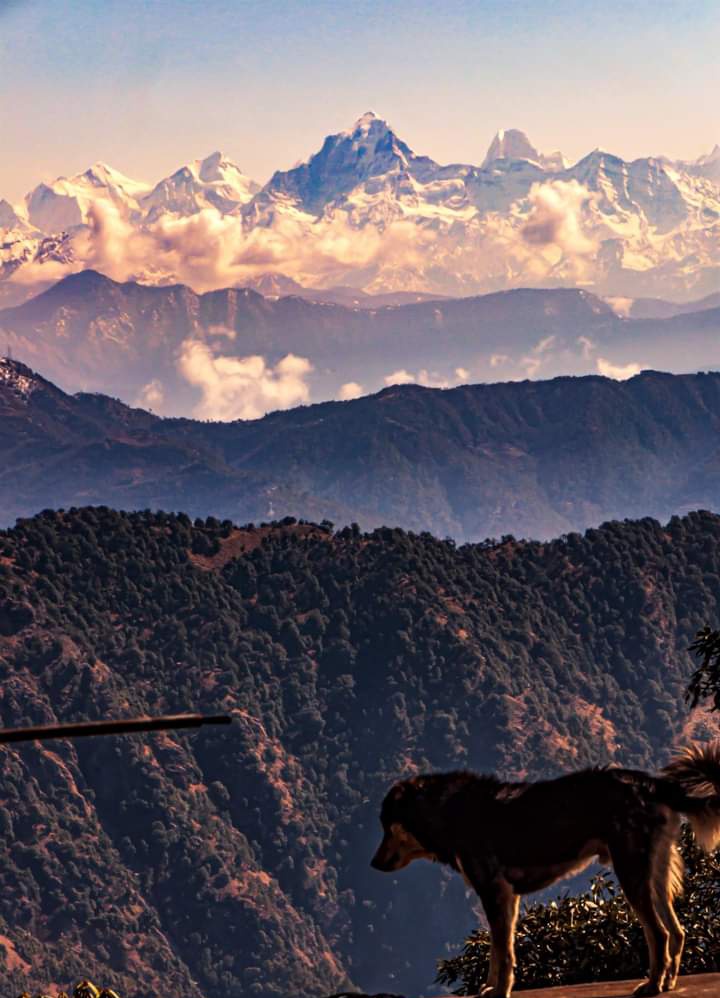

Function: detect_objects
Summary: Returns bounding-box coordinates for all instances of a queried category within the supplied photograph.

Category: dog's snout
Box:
[371,836,398,872]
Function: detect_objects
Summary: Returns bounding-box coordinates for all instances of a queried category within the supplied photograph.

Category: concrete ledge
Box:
[511,973,720,997]
[338,976,720,998]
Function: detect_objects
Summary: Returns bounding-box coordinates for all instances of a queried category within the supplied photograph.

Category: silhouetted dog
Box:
[371,744,720,997]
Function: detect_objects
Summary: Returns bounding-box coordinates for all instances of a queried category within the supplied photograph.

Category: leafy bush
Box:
[688,625,720,711]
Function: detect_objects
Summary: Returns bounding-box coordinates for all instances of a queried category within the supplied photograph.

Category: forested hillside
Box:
[1,508,720,996]
[7,357,720,540]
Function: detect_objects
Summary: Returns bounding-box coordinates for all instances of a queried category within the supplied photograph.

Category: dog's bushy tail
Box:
[662,741,720,852]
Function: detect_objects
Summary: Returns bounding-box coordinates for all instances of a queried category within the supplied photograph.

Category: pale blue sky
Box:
[1,0,719,201]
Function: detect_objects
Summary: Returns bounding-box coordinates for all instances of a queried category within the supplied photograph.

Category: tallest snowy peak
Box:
[348,110,382,135]
[338,111,411,162]
[342,111,397,142]
[263,111,418,215]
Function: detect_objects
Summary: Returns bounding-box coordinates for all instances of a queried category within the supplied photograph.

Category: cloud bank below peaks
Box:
[64,201,430,294]
[11,176,607,297]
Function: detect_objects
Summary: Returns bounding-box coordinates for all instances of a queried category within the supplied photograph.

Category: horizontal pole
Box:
[0,713,232,744]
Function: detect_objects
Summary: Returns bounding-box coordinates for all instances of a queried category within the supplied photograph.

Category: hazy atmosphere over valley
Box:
[1,3,720,998]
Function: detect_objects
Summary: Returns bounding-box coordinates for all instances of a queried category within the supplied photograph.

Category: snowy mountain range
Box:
[1,112,718,303]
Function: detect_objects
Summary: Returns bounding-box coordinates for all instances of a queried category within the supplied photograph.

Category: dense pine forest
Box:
[1,507,720,996]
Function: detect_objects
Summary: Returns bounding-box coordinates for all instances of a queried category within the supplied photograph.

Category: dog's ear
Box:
[405,776,437,806]
[403,777,443,818]
[384,781,412,817]
[383,776,439,824]
[390,782,411,802]
[382,779,425,826]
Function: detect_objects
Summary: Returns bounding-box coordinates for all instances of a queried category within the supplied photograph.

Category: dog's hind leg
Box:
[610,835,672,997]
[653,835,685,991]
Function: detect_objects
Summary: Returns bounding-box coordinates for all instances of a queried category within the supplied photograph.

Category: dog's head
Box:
[370,778,440,873]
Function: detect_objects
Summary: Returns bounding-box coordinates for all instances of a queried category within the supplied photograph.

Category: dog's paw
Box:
[633,982,661,997]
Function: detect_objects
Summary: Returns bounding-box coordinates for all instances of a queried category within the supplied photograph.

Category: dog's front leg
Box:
[458,853,519,998]
[480,883,519,998]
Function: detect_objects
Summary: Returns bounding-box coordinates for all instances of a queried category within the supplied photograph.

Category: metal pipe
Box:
[0,713,232,744]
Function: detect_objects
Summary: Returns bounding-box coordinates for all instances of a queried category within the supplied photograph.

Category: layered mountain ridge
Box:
[2,270,720,418]
[7,356,720,541]
[2,113,718,301]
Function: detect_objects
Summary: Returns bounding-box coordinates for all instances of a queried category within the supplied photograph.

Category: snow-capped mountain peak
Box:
[3,115,719,304]
[195,150,259,198]
[0,199,28,231]
[346,110,381,136]
[261,112,424,214]
[696,143,720,166]
[197,150,232,181]
[483,128,540,165]
[668,144,720,183]
[340,111,413,168]
[482,128,566,171]
[141,153,259,219]
[75,161,151,199]
[23,161,151,231]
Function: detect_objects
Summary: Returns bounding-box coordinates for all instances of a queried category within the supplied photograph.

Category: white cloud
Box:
[521,180,595,258]
[134,378,165,412]
[338,381,364,400]
[490,354,510,368]
[178,339,313,420]
[208,324,237,340]
[596,357,642,381]
[384,369,415,386]
[534,334,556,354]
[520,355,542,378]
[605,297,633,317]
[577,335,595,359]
[517,333,561,379]
[60,199,430,295]
[383,368,452,388]
[455,367,470,381]
[418,370,451,388]
[8,172,605,300]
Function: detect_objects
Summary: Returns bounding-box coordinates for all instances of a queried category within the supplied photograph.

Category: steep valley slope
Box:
[1,508,720,996]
